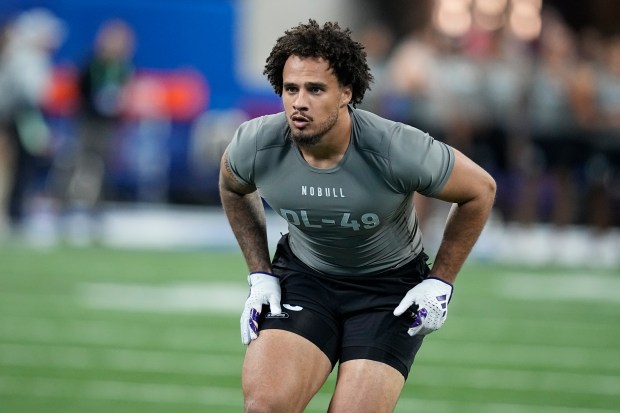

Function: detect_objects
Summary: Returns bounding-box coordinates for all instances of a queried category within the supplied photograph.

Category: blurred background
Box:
[0,1,619,412]
[0,0,618,265]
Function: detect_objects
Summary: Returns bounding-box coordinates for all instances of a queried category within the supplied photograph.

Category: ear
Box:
[340,85,352,107]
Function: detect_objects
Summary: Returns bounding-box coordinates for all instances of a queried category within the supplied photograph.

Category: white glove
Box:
[240,272,282,345]
[393,277,453,336]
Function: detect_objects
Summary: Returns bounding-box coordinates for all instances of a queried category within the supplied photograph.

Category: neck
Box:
[298,108,351,169]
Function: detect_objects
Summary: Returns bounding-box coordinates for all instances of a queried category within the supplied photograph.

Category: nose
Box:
[292,90,308,111]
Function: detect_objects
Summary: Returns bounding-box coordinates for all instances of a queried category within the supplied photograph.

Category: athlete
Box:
[219,20,496,413]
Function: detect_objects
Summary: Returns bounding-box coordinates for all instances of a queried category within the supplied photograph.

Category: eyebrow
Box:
[283,81,328,89]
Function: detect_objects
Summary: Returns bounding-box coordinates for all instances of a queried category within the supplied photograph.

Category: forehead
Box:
[283,55,337,83]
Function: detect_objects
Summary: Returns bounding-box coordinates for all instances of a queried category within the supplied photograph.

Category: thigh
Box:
[341,308,425,379]
[328,359,405,413]
[337,257,429,380]
[267,235,344,366]
[242,329,332,413]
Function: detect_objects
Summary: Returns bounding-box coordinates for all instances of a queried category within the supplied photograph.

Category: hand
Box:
[393,277,453,336]
[240,272,282,345]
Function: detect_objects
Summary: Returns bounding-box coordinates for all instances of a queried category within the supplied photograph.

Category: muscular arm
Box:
[219,149,272,273]
[429,149,497,283]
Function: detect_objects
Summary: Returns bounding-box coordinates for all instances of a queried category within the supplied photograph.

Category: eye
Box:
[284,85,298,93]
[311,87,323,94]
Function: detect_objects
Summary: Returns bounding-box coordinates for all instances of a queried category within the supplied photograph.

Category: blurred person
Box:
[391,28,490,242]
[0,21,11,234]
[383,26,447,238]
[0,9,64,235]
[596,34,620,133]
[219,20,496,413]
[432,35,488,158]
[50,19,134,240]
[414,30,489,221]
[524,10,589,228]
[586,33,620,231]
[474,28,530,221]
[356,22,394,114]
[384,25,441,134]
[578,27,607,71]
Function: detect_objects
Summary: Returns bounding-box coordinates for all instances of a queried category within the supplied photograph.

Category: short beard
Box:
[289,109,338,147]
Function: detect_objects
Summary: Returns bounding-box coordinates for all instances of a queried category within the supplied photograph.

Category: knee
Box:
[244,391,291,413]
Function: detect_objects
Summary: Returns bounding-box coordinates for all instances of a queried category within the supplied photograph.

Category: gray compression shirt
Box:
[226,106,455,275]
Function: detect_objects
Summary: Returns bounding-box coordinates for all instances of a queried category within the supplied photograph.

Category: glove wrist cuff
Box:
[427,276,453,287]
[248,272,277,286]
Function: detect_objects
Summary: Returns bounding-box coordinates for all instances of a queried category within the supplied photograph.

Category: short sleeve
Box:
[226,119,260,187]
[388,123,455,196]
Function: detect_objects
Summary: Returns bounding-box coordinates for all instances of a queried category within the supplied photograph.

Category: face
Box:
[282,55,352,146]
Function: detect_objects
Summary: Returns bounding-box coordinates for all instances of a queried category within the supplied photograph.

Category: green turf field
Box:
[0,245,618,412]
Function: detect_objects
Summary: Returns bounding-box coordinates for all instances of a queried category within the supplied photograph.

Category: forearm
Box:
[220,188,272,273]
[430,194,494,283]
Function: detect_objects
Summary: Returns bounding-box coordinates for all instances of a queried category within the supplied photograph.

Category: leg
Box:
[328,359,405,413]
[7,131,36,228]
[325,263,427,413]
[242,329,332,413]
[0,129,14,232]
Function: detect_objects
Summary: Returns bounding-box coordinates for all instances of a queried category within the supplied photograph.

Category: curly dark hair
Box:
[263,19,373,107]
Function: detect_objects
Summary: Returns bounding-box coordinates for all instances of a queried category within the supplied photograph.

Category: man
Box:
[51,19,134,213]
[219,20,496,413]
[0,9,64,233]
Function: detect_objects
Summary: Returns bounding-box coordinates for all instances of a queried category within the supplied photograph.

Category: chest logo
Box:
[301,186,346,198]
[280,209,380,230]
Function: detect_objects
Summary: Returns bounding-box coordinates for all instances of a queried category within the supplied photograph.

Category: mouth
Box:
[291,113,310,129]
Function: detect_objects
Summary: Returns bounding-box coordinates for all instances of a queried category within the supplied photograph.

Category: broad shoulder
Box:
[351,108,427,155]
[236,111,290,150]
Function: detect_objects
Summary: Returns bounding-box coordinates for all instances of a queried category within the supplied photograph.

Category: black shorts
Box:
[259,234,431,379]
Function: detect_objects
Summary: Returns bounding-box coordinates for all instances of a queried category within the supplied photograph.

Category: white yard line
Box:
[0,343,240,376]
[2,271,620,320]
[0,315,238,351]
[396,397,620,413]
[0,312,614,343]
[0,376,617,413]
[0,376,243,407]
[421,340,620,371]
[498,273,620,303]
[79,282,248,313]
[0,343,618,396]
[77,272,620,317]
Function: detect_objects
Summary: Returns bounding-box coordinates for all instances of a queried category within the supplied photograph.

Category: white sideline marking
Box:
[0,376,617,413]
[0,343,240,375]
[0,376,243,407]
[0,315,235,350]
[499,273,620,303]
[80,282,247,313]
[78,271,620,316]
[1,343,618,395]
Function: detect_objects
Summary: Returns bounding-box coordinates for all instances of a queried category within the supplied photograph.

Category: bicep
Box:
[219,149,257,196]
[432,149,495,204]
